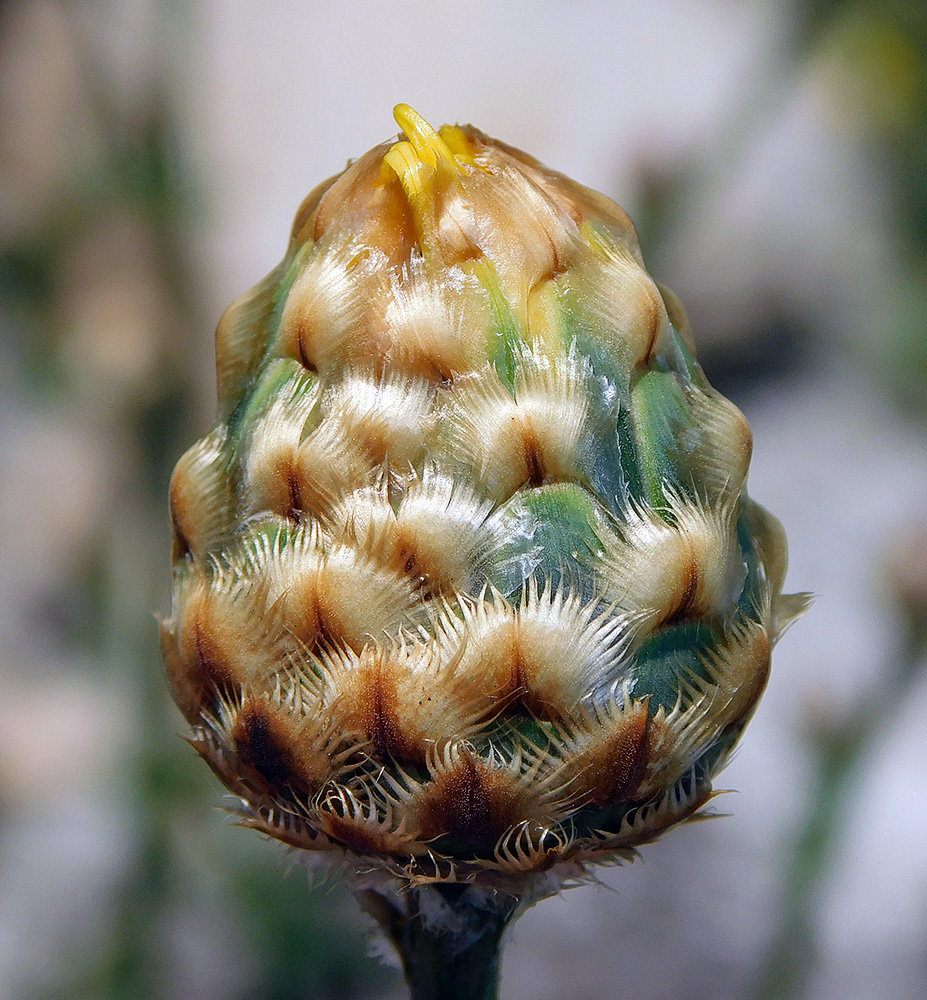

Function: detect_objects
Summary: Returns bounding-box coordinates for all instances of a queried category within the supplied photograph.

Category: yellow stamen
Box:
[383,105,472,244]
[392,103,459,174]
[438,124,476,167]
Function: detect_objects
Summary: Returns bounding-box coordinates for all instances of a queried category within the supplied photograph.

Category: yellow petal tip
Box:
[384,105,469,231]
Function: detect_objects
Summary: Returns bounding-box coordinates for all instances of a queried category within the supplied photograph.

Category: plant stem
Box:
[361,884,519,1000]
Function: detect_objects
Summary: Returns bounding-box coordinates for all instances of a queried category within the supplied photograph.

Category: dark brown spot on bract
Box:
[583,700,650,805]
[361,663,421,764]
[423,751,519,850]
[285,467,304,521]
[606,702,650,801]
[507,649,535,718]
[522,426,546,486]
[191,620,235,695]
[233,702,300,792]
[168,612,242,722]
[394,541,426,590]
[295,327,318,373]
[665,550,698,624]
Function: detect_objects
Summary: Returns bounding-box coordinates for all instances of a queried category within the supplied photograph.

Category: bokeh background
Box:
[2,2,927,998]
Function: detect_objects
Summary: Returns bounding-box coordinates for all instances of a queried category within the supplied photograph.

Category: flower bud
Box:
[162,105,807,893]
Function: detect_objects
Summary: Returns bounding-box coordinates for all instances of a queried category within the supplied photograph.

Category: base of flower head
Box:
[198,710,719,897]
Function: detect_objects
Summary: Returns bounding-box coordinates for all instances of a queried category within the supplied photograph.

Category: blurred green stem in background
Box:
[752,535,927,1000]
[0,4,396,997]
[799,0,927,412]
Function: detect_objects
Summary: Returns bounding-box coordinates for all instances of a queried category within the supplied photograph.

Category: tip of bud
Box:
[392,105,455,167]
[384,105,473,243]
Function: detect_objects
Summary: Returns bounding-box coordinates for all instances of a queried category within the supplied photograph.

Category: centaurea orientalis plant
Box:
[161,105,807,999]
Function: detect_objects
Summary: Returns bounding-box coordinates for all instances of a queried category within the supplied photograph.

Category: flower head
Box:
[162,106,807,896]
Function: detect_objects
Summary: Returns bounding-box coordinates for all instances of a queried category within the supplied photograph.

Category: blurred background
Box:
[1,1,926,998]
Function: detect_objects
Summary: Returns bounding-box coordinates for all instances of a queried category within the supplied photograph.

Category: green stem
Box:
[361,885,519,1000]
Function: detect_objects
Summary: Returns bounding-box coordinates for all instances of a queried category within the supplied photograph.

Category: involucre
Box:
[162,105,807,901]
